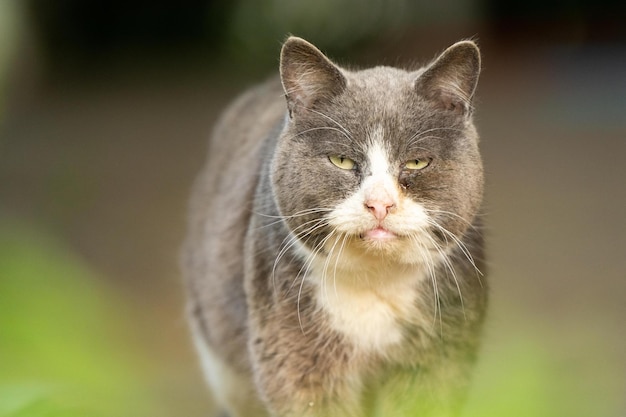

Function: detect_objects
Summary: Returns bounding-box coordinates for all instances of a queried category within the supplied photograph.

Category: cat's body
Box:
[183,37,487,417]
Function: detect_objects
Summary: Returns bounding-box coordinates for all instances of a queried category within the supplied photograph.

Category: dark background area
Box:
[0,1,624,416]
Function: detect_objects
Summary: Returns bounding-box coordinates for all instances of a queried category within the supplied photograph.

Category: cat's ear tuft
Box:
[415,40,481,116]
[280,37,347,118]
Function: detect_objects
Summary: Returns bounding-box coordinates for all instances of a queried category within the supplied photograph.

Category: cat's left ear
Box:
[280,36,347,118]
[415,40,481,117]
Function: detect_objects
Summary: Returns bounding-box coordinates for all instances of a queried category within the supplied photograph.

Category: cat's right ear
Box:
[280,37,347,118]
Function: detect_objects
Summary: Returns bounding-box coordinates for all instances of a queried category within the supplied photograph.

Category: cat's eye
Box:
[405,158,430,170]
[329,155,356,170]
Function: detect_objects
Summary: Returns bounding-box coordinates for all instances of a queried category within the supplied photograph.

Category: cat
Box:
[182,36,487,417]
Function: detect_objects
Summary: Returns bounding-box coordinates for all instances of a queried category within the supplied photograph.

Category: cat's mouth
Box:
[360,226,397,241]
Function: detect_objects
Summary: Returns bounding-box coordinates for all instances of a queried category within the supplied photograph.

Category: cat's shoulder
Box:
[209,76,286,155]
[222,76,284,119]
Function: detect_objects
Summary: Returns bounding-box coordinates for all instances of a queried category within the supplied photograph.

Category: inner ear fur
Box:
[280,37,347,117]
[415,41,481,116]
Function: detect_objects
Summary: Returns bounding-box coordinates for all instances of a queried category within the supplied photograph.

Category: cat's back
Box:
[197,77,284,199]
[183,77,285,367]
[187,76,285,242]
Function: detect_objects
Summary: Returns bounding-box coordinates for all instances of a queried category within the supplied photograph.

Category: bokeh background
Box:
[0,1,624,416]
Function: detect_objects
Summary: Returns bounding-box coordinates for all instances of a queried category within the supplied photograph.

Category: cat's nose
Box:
[365,200,395,221]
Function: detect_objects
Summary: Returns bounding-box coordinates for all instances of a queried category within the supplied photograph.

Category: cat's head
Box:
[271,37,483,271]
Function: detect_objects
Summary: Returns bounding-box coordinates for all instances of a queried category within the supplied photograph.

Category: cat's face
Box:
[271,38,483,271]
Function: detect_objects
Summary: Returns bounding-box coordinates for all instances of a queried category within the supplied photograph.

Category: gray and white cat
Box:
[182,36,487,417]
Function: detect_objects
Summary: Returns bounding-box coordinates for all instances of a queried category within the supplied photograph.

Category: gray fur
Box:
[182,37,487,417]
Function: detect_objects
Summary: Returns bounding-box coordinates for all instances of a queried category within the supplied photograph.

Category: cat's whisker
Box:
[295,230,337,333]
[274,215,329,246]
[426,243,443,335]
[306,108,354,140]
[276,218,330,296]
[320,231,344,306]
[324,231,349,302]
[427,218,483,278]
[424,230,467,322]
[282,219,330,292]
[410,234,442,333]
[332,233,350,300]
[427,217,485,294]
[255,207,334,225]
[261,216,314,230]
[407,144,438,154]
[320,140,353,151]
[405,126,465,147]
[424,208,480,232]
[259,207,334,218]
[288,126,352,142]
[275,218,327,264]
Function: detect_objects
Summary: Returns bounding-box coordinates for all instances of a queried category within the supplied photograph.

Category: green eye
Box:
[329,155,356,170]
[405,158,430,170]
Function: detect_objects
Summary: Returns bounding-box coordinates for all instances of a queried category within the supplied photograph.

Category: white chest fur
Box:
[310,261,426,354]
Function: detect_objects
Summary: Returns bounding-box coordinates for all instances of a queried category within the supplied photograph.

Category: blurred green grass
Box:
[0,217,162,417]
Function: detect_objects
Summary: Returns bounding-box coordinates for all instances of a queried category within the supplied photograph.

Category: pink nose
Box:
[365,200,395,221]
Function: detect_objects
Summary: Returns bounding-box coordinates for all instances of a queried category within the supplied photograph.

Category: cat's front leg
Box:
[247,316,365,417]
[366,367,469,417]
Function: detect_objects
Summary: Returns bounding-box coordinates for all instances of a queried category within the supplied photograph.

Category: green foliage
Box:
[0,219,159,417]
[463,316,623,417]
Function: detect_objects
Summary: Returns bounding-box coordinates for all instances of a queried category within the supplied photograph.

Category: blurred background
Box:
[0,0,624,416]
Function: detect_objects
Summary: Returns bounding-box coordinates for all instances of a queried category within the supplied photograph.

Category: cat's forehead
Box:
[346,66,419,94]
[338,66,425,121]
